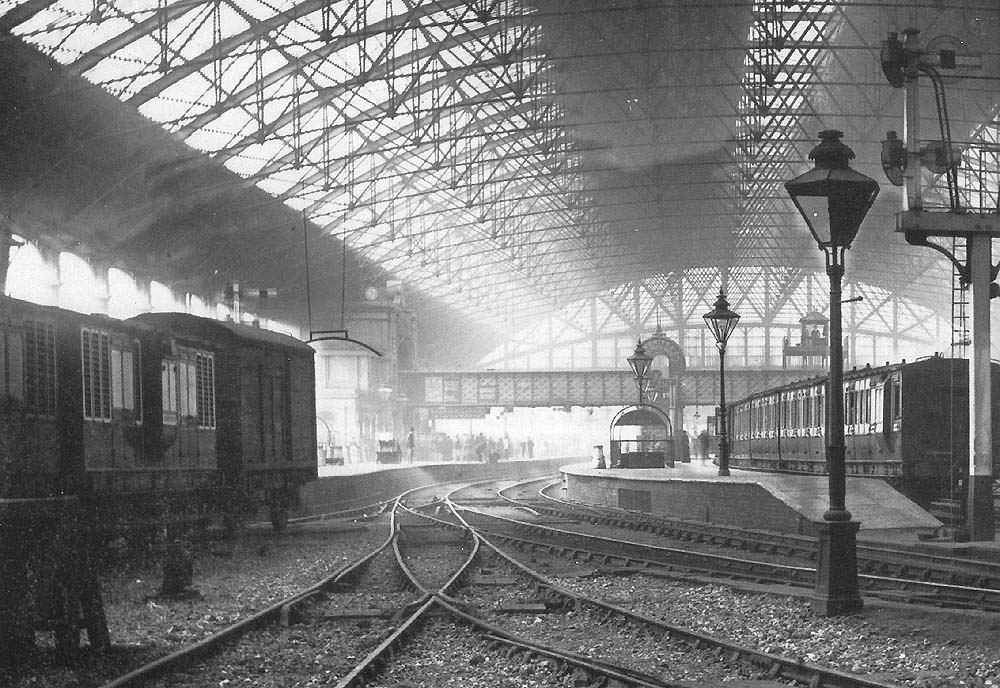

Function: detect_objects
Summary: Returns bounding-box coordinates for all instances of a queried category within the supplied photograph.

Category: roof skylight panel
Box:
[230,0,286,22]
[231,136,291,172]
[223,151,268,177]
[15,19,82,61]
[283,195,312,211]
[186,109,257,152]
[87,62,162,100]
[437,41,479,67]
[36,13,140,66]
[215,49,261,93]
[272,163,318,190]
[278,11,325,48]
[138,85,208,127]
[12,2,93,42]
[257,176,297,196]
[309,54,356,89]
[309,201,350,228]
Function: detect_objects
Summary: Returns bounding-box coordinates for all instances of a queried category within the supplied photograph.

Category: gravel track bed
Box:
[346,546,411,594]
[398,530,473,590]
[459,569,777,684]
[487,605,777,684]
[366,617,579,688]
[1,519,390,688]
[473,504,810,568]
[559,575,1000,688]
[146,589,419,688]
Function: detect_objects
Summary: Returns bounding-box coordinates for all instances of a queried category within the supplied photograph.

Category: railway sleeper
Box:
[495,602,549,615]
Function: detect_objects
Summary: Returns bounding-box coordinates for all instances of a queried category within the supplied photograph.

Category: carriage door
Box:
[162,347,215,465]
[259,355,289,464]
[881,374,899,451]
[107,333,142,464]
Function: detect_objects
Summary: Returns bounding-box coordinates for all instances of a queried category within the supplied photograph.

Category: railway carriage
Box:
[728,356,999,508]
[0,296,317,537]
[132,313,318,529]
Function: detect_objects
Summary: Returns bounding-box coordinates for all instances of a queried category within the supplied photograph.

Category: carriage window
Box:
[162,361,178,425]
[23,319,57,417]
[844,388,856,425]
[162,350,215,429]
[110,339,140,416]
[81,328,112,421]
[892,376,902,420]
[133,340,143,419]
[195,353,215,429]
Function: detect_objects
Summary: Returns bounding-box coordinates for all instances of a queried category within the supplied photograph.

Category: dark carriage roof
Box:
[130,312,313,356]
[0,295,152,334]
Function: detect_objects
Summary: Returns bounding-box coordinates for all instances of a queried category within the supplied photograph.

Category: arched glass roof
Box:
[0,1,998,366]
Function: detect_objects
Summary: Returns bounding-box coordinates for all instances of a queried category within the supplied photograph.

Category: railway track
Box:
[97,478,914,688]
[525,481,1000,588]
[481,479,1000,612]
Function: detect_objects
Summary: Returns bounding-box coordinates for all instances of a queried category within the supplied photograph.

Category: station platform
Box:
[560,459,943,537]
[299,457,579,517]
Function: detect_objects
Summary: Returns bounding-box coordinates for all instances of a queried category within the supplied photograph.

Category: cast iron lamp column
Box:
[785,129,879,617]
[627,340,653,405]
[702,292,740,476]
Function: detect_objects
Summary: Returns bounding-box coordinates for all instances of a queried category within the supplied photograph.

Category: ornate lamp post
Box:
[376,382,393,433]
[702,292,740,476]
[627,340,653,405]
[785,129,879,616]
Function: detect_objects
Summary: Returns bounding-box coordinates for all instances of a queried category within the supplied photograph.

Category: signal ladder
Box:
[951,236,970,358]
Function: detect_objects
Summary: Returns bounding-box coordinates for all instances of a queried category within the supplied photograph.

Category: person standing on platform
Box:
[407,427,415,463]
[527,436,534,459]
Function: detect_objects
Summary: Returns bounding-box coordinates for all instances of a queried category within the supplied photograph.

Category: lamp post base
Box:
[812,520,863,616]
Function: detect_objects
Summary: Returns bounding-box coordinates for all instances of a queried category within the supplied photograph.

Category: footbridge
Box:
[399,367,824,411]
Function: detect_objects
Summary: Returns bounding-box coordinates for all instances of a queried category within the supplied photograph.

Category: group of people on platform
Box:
[425,432,535,463]
[319,431,538,465]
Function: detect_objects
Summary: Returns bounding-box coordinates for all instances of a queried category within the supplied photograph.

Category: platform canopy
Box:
[0,2,997,366]
[614,407,667,429]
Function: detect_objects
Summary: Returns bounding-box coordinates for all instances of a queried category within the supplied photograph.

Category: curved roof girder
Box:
[129,0,466,108]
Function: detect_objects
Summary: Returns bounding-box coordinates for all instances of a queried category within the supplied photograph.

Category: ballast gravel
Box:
[4,518,999,688]
[0,520,389,688]
[559,575,1000,688]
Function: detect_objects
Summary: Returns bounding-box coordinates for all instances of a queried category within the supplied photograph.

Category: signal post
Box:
[881,30,996,540]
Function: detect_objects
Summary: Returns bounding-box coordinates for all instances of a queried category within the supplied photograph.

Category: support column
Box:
[672,383,685,463]
[967,233,995,541]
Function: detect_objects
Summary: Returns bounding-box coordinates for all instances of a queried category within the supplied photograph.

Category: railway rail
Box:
[481,479,1000,612]
[93,476,922,688]
[525,481,1000,588]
